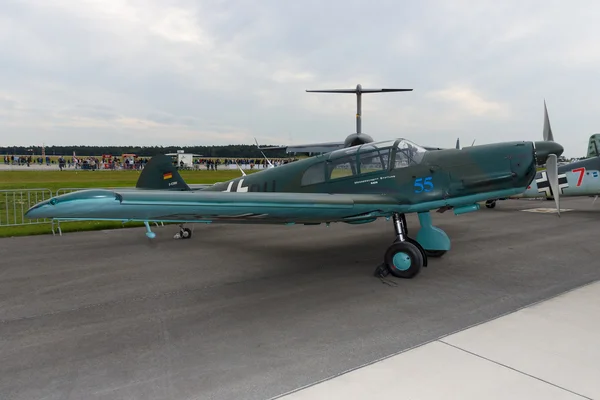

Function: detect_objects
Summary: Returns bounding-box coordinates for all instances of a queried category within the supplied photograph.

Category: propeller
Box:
[545,153,561,216]
[543,99,554,141]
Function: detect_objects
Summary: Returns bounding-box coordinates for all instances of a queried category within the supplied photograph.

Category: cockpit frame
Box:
[300,138,428,186]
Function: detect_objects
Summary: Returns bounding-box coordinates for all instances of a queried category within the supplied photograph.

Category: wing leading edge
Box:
[25,189,406,225]
[26,187,528,225]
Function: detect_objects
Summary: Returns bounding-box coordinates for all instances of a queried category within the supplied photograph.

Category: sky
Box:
[0,0,598,157]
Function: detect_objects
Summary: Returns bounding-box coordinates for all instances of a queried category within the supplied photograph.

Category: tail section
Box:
[587,134,600,158]
[136,154,190,190]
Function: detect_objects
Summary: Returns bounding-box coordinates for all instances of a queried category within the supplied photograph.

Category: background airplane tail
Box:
[587,134,600,158]
[136,154,191,191]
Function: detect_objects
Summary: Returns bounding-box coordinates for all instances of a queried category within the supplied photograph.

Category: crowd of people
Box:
[2,154,298,170]
[191,158,297,170]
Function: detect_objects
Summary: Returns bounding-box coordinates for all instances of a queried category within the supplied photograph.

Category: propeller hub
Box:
[533,141,564,165]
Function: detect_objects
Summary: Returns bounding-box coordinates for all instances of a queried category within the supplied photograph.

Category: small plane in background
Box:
[259,84,457,154]
[485,102,600,210]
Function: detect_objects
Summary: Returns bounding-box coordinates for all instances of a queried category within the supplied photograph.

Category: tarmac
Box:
[0,197,598,400]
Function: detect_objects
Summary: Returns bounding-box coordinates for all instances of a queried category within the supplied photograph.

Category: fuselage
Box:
[203,138,539,204]
[24,138,546,222]
[513,157,600,199]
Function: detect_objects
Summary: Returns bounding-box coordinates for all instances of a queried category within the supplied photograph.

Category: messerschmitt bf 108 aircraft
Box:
[25,140,564,280]
[485,102,600,210]
[25,85,565,279]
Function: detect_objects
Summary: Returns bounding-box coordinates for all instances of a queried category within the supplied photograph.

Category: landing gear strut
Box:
[377,213,427,279]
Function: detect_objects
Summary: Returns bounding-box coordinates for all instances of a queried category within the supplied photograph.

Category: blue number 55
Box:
[414,176,434,193]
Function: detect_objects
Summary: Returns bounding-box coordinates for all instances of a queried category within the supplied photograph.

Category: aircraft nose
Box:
[25,198,55,219]
[534,141,564,164]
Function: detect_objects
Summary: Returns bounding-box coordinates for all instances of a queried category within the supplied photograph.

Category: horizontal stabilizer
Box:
[306,88,412,94]
[261,141,345,154]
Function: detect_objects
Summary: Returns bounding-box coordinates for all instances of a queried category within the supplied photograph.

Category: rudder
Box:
[136,154,190,190]
[587,134,600,158]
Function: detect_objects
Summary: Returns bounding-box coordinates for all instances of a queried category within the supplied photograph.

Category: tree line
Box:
[0,144,289,158]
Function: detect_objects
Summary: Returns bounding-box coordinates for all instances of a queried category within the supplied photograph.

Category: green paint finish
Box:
[453,204,480,215]
[25,138,562,226]
[416,212,451,251]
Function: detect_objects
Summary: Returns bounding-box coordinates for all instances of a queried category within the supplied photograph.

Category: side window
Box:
[394,142,425,168]
[301,162,326,186]
[327,156,357,180]
[358,149,390,174]
[394,148,413,169]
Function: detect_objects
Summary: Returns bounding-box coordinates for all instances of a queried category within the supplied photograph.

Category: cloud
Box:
[427,86,510,118]
[0,0,598,156]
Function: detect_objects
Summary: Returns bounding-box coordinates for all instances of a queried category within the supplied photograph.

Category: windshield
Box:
[394,139,427,167]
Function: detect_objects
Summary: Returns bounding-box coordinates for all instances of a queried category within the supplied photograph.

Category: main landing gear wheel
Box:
[379,212,425,279]
[385,241,423,279]
[174,227,192,239]
[485,200,496,209]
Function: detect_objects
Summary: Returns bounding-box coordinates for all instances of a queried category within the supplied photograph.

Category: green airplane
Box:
[25,137,564,280]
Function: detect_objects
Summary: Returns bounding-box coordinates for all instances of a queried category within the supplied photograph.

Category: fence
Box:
[0,188,53,227]
[0,188,166,235]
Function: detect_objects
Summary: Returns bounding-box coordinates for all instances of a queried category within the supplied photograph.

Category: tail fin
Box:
[136,154,190,190]
[587,134,600,158]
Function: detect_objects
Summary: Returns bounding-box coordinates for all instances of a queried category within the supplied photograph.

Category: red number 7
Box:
[572,168,585,186]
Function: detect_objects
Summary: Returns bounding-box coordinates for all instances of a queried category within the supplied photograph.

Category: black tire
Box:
[182,228,192,239]
[384,241,423,279]
[393,237,428,267]
[485,201,496,208]
[424,249,446,258]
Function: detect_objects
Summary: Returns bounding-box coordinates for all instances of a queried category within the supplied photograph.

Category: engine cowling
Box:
[344,133,374,148]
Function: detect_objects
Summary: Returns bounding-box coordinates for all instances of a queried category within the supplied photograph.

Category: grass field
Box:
[0,169,259,238]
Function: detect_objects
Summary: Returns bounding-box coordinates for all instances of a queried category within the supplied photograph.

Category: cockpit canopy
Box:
[300,138,428,186]
[327,138,427,166]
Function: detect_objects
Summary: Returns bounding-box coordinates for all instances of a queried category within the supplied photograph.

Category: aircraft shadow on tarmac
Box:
[139,222,470,280]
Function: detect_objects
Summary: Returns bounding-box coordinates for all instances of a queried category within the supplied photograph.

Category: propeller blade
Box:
[471,139,476,147]
[546,153,560,216]
[593,195,598,206]
[543,100,554,142]
[456,138,460,149]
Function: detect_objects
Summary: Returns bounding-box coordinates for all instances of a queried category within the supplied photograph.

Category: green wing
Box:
[25,189,407,225]
[26,187,523,224]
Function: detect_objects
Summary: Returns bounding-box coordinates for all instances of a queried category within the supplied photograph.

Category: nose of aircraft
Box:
[534,141,564,164]
[25,189,121,220]
[25,198,54,219]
